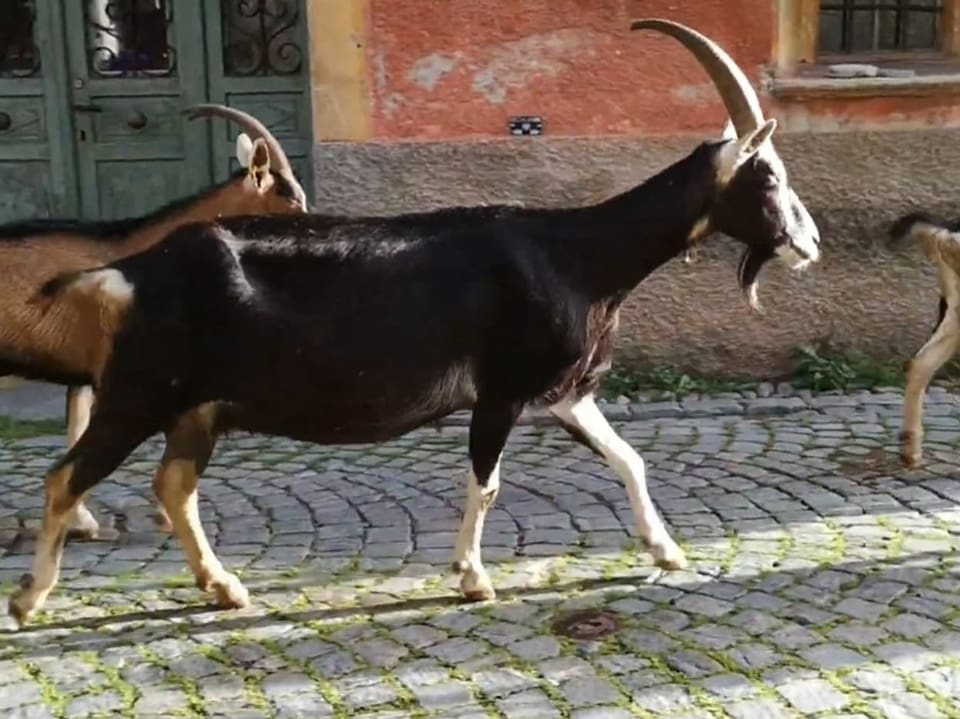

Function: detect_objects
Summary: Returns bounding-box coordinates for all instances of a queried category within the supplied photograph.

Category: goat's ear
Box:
[721,120,737,141]
[235,132,254,168]
[246,137,271,191]
[735,118,777,160]
[718,118,778,181]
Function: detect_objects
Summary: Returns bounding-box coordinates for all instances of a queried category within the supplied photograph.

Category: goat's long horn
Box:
[183,103,296,179]
[631,18,764,137]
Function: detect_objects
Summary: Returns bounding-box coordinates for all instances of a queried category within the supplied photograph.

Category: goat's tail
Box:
[890,212,953,250]
[29,267,132,315]
[890,211,960,270]
[37,270,87,301]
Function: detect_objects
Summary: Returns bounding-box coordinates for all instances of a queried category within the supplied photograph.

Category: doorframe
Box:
[34,0,80,216]
[200,1,315,198]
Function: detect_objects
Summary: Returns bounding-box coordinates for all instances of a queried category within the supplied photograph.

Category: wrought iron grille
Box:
[0,0,41,78]
[221,0,303,77]
[85,0,176,78]
[819,0,943,53]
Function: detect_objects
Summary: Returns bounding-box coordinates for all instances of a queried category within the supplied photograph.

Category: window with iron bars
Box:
[819,0,943,53]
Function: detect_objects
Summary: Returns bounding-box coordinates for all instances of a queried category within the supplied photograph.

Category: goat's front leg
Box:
[551,393,686,570]
[154,412,248,609]
[8,462,77,625]
[63,386,101,540]
[452,401,522,602]
[900,305,960,468]
[9,418,148,626]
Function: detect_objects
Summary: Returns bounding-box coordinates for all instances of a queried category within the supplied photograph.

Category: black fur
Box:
[41,136,816,507]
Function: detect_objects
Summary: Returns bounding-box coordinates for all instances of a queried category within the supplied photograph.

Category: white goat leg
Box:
[452,459,500,601]
[900,305,960,467]
[551,394,686,569]
[64,386,100,539]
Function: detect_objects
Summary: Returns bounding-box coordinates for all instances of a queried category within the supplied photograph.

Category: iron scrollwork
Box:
[0,0,41,79]
[85,0,176,78]
[222,0,303,77]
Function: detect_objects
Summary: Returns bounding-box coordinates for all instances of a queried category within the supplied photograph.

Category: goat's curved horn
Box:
[183,103,296,179]
[630,18,764,137]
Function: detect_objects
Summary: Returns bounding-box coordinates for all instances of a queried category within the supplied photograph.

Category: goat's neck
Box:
[120,181,245,256]
[565,146,719,301]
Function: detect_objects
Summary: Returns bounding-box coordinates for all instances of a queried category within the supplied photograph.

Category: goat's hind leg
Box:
[63,385,102,541]
[154,407,248,609]
[452,400,522,602]
[900,301,960,468]
[8,417,150,626]
[551,393,685,570]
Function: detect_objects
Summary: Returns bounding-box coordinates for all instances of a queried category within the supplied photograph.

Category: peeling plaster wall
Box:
[306,0,960,377]
[367,0,768,138]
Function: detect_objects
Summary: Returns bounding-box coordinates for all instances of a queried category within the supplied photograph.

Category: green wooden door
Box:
[202,0,312,198]
[0,0,312,224]
[61,0,211,220]
[0,1,78,220]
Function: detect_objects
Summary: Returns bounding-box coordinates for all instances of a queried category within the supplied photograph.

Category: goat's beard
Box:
[737,246,774,312]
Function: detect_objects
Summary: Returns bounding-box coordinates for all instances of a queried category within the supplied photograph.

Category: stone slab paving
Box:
[1,389,960,718]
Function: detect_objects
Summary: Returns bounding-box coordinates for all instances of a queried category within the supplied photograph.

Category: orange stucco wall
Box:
[363,0,960,140]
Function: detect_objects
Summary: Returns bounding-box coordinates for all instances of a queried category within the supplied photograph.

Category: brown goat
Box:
[891,214,960,468]
[0,104,307,540]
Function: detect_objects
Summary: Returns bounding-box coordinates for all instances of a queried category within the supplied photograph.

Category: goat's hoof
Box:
[66,516,101,542]
[459,571,496,603]
[900,449,923,469]
[152,509,174,533]
[65,526,99,541]
[898,431,923,468]
[650,537,687,571]
[8,577,38,627]
[213,573,250,610]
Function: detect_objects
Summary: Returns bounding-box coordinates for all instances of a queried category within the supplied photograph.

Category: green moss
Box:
[0,416,66,440]
[77,651,138,718]
[139,647,206,719]
[598,365,752,400]
[21,661,69,718]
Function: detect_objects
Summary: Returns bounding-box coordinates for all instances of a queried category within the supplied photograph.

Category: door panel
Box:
[0,0,77,222]
[95,158,183,218]
[204,1,312,196]
[63,0,210,220]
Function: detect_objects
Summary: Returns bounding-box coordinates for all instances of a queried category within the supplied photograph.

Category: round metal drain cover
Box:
[551,609,620,640]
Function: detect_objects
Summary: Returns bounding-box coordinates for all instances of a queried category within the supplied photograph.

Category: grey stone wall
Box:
[311,129,956,377]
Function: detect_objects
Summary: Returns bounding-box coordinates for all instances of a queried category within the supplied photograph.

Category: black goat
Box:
[890,213,960,468]
[8,19,821,626]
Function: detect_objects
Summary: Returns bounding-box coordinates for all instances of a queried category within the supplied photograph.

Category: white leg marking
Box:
[901,289,960,468]
[452,458,500,601]
[8,464,76,625]
[551,394,686,570]
[64,386,100,539]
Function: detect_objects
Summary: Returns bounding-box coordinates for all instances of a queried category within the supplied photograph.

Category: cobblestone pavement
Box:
[2,389,960,718]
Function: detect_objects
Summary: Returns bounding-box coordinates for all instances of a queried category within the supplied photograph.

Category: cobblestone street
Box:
[1,389,960,718]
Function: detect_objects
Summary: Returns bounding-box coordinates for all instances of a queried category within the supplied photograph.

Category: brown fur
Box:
[0,130,305,542]
[1,166,300,383]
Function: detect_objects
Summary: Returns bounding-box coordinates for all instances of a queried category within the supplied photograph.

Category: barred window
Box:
[819,1,943,53]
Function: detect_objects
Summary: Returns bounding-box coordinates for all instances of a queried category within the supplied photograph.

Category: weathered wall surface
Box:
[366,0,770,139]
[307,0,960,378]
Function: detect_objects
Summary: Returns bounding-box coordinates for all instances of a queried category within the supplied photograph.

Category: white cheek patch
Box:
[760,145,821,270]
